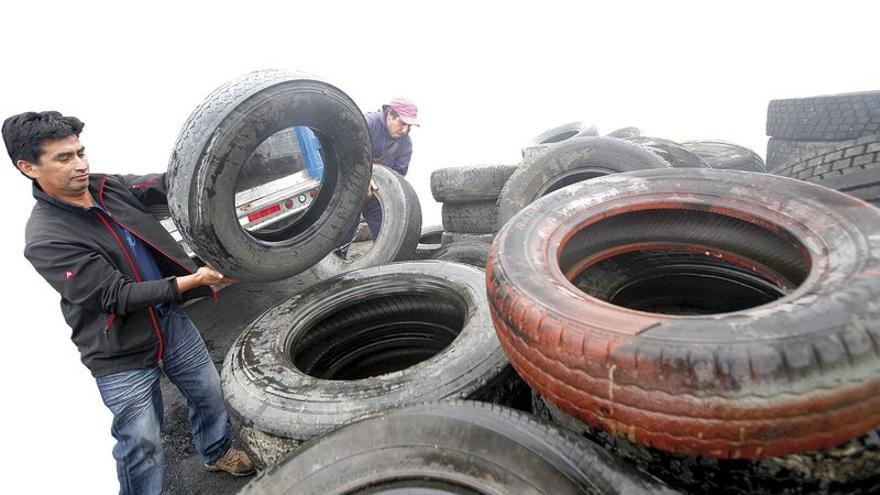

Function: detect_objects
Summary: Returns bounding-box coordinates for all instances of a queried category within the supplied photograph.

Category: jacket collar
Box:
[31,174,104,213]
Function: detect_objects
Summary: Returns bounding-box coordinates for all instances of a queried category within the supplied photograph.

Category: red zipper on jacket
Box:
[93,209,165,363]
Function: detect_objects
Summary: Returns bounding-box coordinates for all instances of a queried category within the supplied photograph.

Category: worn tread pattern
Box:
[441,200,498,233]
[624,136,710,169]
[680,140,766,172]
[430,164,517,203]
[434,241,492,268]
[766,137,857,171]
[441,231,495,246]
[769,135,880,205]
[767,91,880,141]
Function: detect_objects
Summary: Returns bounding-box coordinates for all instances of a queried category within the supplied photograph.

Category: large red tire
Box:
[486,168,880,459]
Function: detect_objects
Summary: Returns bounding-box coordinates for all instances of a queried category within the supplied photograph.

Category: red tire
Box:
[487,168,880,459]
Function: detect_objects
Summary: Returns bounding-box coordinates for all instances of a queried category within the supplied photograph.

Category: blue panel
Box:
[295,127,324,180]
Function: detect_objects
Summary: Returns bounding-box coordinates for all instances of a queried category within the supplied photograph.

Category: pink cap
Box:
[389,97,420,126]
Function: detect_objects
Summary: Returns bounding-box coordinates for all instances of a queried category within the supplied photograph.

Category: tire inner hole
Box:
[291,294,465,380]
[559,208,811,315]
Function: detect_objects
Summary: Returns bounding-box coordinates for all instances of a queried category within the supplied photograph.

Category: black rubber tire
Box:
[769,135,880,205]
[440,231,495,246]
[240,401,678,495]
[441,200,497,234]
[487,168,880,459]
[606,127,642,139]
[535,393,880,495]
[522,121,600,159]
[222,262,511,468]
[680,140,766,172]
[434,241,491,268]
[167,69,372,281]
[411,224,444,260]
[767,91,880,141]
[498,136,670,227]
[625,136,711,168]
[430,164,518,203]
[766,137,854,171]
[306,165,422,279]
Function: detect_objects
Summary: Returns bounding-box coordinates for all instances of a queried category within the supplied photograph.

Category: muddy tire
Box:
[535,393,880,495]
[769,135,880,205]
[681,140,766,172]
[625,136,710,168]
[222,262,511,468]
[440,231,495,246]
[306,165,421,279]
[240,401,677,495]
[430,164,517,202]
[411,224,444,260]
[767,91,880,141]
[167,69,371,281]
[487,168,880,459]
[434,241,492,268]
[498,137,670,227]
[441,200,498,234]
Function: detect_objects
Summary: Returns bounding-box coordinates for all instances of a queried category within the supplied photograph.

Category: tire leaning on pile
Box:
[487,168,880,459]
[222,261,514,468]
[167,69,372,282]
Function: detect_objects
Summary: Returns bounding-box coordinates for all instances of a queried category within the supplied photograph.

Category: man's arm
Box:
[120,173,169,207]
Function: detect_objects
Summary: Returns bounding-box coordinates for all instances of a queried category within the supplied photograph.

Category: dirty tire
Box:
[434,241,492,268]
[522,121,600,159]
[487,168,880,459]
[411,224,444,260]
[498,136,670,227]
[625,136,710,168]
[167,69,371,281]
[222,262,511,468]
[535,393,880,495]
[769,135,880,205]
[766,137,856,171]
[441,231,495,246]
[307,165,421,279]
[606,127,642,139]
[767,91,880,141]
[681,140,766,172]
[430,164,518,202]
[240,401,678,495]
[441,200,498,234]
[353,221,371,242]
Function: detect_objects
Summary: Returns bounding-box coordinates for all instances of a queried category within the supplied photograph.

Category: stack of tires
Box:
[765,91,880,206]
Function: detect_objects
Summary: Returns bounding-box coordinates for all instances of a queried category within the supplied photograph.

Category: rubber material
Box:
[441,200,498,234]
[522,121,600,159]
[240,401,679,495]
[606,127,642,139]
[766,137,853,171]
[434,241,491,268]
[430,164,517,203]
[441,231,495,246]
[222,262,511,467]
[167,69,371,281]
[487,168,880,459]
[681,140,766,172]
[625,136,710,168]
[767,91,880,141]
[411,224,444,260]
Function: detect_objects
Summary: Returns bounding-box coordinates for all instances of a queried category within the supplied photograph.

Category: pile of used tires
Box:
[166,72,880,494]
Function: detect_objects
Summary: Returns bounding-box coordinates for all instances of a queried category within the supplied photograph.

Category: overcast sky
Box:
[1,1,878,492]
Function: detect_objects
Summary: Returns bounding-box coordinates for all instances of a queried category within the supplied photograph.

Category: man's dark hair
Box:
[2,111,85,168]
[382,105,400,120]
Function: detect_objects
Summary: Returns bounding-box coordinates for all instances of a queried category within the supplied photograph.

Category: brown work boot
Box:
[204,447,256,477]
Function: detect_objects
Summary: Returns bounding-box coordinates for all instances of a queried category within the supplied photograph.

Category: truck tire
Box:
[522,121,600,159]
[487,168,880,459]
[681,140,766,172]
[440,231,495,246]
[441,200,498,234]
[498,137,670,228]
[534,393,880,495]
[606,126,642,139]
[767,91,880,141]
[222,262,512,468]
[239,401,678,495]
[412,224,444,260]
[765,137,852,171]
[769,135,880,205]
[434,241,491,268]
[430,164,517,203]
[306,165,421,279]
[167,69,371,281]
[625,136,710,168]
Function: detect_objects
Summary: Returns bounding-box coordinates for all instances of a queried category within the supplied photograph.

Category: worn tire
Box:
[167,69,371,281]
[411,224,444,260]
[222,262,511,468]
[441,200,497,234]
[430,164,517,203]
[441,231,495,246]
[434,241,491,268]
[767,91,880,141]
[769,135,880,205]
[498,137,670,227]
[487,168,880,459]
[535,393,880,495]
[606,127,642,139]
[522,121,600,159]
[306,165,421,279]
[240,401,677,495]
[625,136,710,168]
[681,140,766,172]
[766,137,854,171]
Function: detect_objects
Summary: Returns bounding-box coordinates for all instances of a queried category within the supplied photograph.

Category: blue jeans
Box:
[95,304,232,495]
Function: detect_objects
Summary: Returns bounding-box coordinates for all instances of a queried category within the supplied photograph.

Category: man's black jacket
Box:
[24,173,213,377]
